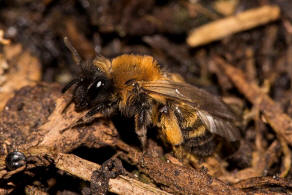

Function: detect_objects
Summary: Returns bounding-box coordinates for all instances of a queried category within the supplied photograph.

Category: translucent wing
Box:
[141,80,240,141]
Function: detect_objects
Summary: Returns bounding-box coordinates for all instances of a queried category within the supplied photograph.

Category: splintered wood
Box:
[187,5,280,47]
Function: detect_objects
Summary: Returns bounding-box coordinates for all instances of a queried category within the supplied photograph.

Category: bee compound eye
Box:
[5,151,27,171]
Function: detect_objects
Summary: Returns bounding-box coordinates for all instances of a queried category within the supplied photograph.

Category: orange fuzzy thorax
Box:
[111,54,162,89]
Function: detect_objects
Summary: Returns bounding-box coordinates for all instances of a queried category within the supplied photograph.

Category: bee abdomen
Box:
[181,122,217,157]
[174,107,217,156]
[182,128,216,156]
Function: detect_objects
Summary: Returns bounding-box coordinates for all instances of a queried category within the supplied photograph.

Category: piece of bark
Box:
[0,83,60,154]
[216,57,292,146]
[55,153,171,195]
[187,5,280,47]
[116,140,245,195]
[0,83,118,174]
[30,94,118,153]
[233,176,292,190]
[233,176,292,194]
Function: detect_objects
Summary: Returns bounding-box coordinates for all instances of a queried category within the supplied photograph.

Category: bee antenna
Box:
[64,37,82,66]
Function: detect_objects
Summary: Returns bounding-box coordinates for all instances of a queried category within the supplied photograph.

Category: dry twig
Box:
[55,153,171,195]
[187,5,280,47]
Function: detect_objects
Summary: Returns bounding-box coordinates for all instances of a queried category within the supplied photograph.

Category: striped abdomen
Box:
[174,106,217,156]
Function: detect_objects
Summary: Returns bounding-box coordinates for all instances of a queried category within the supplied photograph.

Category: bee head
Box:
[73,70,113,111]
[62,37,114,112]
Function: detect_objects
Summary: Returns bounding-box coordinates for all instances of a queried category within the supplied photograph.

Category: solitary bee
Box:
[62,38,240,157]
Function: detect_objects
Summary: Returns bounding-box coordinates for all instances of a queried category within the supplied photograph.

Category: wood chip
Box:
[187,5,280,47]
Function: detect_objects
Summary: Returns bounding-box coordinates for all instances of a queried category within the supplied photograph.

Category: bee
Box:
[62,38,240,157]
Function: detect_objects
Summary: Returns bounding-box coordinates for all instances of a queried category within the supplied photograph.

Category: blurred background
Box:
[0,0,290,94]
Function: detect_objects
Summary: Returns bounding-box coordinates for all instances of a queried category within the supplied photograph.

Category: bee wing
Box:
[141,80,240,141]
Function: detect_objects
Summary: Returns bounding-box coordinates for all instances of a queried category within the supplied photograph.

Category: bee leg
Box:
[159,106,184,148]
[60,105,104,133]
[69,106,101,126]
[61,78,80,93]
[134,115,147,149]
[62,97,73,114]
[85,105,103,118]
[62,79,81,114]
[76,104,109,125]
[172,145,185,161]
[61,102,117,133]
[134,112,149,149]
